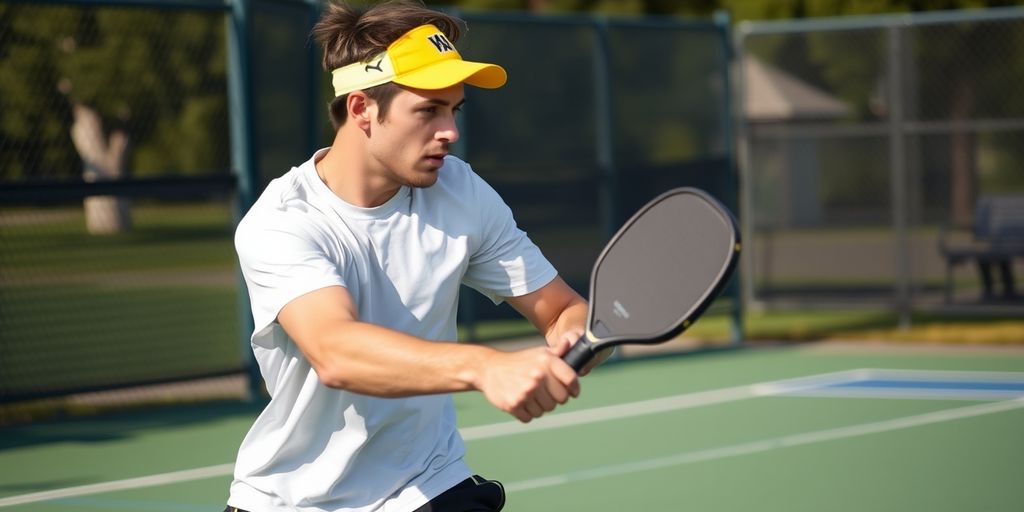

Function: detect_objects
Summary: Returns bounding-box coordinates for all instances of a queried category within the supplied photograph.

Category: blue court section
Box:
[762,369,1024,401]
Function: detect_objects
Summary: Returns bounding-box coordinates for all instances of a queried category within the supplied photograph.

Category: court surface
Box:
[2,342,1023,511]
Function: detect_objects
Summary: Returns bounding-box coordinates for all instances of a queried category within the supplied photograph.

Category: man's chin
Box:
[405,169,440,189]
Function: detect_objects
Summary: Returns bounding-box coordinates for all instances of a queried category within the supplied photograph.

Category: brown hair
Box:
[312,0,464,129]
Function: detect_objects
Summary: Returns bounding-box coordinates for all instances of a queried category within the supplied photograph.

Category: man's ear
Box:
[347,91,374,132]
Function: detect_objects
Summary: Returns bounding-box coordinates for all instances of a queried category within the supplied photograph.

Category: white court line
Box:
[858,368,1024,381]
[461,383,760,440]
[751,368,1024,397]
[0,464,235,508]
[0,380,769,508]
[778,387,1024,401]
[461,369,878,441]
[0,375,788,508]
[505,397,1024,492]
[0,368,988,508]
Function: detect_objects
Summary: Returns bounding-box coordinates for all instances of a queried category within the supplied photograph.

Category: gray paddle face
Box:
[587,189,739,345]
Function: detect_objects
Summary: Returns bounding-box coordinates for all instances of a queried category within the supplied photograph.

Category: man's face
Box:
[365,84,464,189]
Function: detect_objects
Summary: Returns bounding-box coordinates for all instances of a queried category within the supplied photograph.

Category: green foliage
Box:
[441,0,1024,19]
[723,0,1024,20]
[0,4,229,181]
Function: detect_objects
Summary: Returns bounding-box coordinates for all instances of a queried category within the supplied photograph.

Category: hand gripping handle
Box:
[561,334,595,374]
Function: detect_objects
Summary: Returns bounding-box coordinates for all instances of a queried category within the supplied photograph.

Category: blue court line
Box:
[759,369,1024,401]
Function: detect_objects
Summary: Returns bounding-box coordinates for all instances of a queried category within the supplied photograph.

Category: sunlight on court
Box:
[3,346,1023,512]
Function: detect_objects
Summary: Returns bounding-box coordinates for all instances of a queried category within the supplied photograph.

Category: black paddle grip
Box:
[562,335,595,373]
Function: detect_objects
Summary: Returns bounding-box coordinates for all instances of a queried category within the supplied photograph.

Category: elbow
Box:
[312,361,353,390]
[303,339,359,390]
[318,374,348,390]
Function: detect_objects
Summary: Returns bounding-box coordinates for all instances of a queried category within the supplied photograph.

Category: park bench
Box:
[937,194,1024,299]
[939,195,1024,302]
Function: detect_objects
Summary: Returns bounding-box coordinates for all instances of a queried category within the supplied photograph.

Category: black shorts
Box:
[414,475,505,512]
[223,475,505,512]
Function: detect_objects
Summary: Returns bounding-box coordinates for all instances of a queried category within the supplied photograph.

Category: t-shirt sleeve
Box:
[461,174,557,304]
[234,212,347,337]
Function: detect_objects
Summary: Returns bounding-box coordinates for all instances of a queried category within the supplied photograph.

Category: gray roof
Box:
[742,56,851,121]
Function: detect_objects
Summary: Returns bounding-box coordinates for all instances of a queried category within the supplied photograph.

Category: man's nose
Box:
[436,118,459,144]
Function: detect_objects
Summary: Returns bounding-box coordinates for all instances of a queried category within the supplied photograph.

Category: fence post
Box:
[887,24,912,329]
[714,10,744,345]
[592,17,618,241]
[227,0,261,400]
[305,0,324,156]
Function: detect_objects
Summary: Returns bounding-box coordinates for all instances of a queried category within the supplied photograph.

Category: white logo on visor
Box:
[427,33,454,53]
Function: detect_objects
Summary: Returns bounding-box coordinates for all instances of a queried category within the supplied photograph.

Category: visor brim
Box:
[394,59,507,91]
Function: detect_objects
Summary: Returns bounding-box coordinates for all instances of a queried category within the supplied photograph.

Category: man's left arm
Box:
[505,276,610,375]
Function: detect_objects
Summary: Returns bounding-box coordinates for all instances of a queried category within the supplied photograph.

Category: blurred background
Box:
[1,0,1022,420]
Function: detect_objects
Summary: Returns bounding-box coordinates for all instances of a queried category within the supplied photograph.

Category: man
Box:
[226,2,604,511]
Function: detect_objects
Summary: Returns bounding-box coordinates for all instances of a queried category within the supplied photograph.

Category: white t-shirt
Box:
[228,148,557,512]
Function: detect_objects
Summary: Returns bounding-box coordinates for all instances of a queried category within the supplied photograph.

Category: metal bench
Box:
[939,195,1024,302]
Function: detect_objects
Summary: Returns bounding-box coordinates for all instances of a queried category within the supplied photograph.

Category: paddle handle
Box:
[562,335,595,373]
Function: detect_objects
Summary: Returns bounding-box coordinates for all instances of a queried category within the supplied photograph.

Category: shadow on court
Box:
[0,400,265,451]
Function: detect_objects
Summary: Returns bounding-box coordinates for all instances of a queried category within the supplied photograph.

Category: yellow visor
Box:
[331,24,507,97]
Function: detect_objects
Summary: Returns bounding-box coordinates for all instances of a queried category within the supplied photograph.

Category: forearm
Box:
[541,295,588,348]
[508,278,614,376]
[505,277,588,348]
[306,319,580,424]
[278,285,579,422]
[306,320,495,397]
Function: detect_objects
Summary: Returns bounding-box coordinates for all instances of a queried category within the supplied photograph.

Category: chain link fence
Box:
[0,0,245,407]
[0,2,739,413]
[736,8,1024,319]
[455,13,739,338]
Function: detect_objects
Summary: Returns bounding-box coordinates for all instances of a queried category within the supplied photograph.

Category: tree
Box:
[0,4,229,233]
[0,4,229,225]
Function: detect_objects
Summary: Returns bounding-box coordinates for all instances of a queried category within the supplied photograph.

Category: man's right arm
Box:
[277,285,579,423]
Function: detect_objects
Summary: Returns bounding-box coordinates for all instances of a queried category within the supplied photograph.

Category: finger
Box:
[568,378,580,398]
[549,336,573,357]
[523,399,544,419]
[544,372,571,405]
[512,408,532,423]
[563,330,584,352]
[535,382,560,411]
[550,356,580,397]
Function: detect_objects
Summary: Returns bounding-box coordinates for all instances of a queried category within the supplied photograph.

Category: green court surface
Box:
[2,343,1023,511]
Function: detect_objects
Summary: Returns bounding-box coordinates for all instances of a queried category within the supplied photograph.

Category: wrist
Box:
[455,343,496,392]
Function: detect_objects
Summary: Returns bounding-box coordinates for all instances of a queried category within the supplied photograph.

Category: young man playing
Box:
[226,2,604,511]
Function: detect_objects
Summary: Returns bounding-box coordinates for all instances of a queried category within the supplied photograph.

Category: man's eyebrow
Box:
[422,98,466,109]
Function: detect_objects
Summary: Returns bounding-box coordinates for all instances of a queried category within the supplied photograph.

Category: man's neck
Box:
[315,131,401,208]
